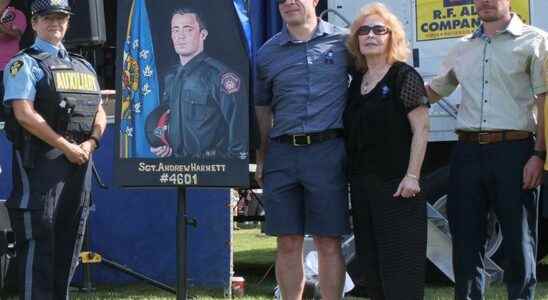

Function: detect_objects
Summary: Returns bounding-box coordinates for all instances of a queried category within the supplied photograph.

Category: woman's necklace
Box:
[360,64,391,95]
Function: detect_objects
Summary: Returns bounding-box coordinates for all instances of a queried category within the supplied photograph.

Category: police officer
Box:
[150,8,246,160]
[2,0,106,298]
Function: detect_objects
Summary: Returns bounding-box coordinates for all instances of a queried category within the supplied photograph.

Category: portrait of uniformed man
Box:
[148,7,247,160]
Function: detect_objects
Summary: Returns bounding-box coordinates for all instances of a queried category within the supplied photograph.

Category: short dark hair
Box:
[172,8,207,31]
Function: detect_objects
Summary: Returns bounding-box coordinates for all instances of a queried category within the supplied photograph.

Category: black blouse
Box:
[343,62,428,180]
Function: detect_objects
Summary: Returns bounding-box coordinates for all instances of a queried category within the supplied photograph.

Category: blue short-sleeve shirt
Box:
[3,38,70,104]
[254,20,350,138]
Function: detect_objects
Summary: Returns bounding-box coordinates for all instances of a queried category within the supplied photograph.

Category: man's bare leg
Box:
[314,236,344,300]
[276,235,305,300]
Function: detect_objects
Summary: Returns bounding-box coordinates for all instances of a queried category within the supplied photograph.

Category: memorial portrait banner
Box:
[115,0,250,187]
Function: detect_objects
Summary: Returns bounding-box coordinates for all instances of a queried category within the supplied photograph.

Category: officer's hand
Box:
[394,176,421,199]
[79,140,96,156]
[151,146,172,157]
[523,155,543,190]
[63,143,89,165]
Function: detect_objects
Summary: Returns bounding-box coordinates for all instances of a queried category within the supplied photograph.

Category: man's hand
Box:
[523,155,544,189]
[255,150,265,188]
[255,160,264,188]
[63,142,89,165]
[151,145,172,157]
[394,176,421,198]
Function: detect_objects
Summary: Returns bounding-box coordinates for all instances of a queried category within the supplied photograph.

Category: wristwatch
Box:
[89,135,101,150]
[533,150,546,161]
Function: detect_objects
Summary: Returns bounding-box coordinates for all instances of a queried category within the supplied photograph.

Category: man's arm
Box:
[523,37,548,189]
[425,84,443,103]
[11,100,89,165]
[522,93,546,189]
[254,105,272,187]
[425,45,460,103]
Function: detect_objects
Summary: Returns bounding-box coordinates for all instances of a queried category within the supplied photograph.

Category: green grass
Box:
[8,227,548,299]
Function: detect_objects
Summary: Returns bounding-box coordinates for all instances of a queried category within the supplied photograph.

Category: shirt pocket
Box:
[497,45,528,75]
[182,89,209,122]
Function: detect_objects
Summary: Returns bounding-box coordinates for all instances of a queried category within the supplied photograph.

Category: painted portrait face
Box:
[32,12,70,45]
[278,0,318,27]
[358,14,391,57]
[170,13,207,58]
[473,0,511,22]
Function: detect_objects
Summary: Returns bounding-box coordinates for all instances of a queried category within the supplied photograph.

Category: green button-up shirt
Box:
[430,14,548,132]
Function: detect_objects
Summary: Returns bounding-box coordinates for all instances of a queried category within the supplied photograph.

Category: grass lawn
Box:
[9,227,546,299]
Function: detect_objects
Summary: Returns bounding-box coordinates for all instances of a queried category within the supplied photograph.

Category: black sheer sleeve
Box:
[399,68,429,113]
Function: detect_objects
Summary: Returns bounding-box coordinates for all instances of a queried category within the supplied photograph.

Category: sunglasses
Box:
[357,25,391,36]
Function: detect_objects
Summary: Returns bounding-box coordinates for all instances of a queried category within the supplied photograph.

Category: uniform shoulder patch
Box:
[9,60,24,77]
[221,72,241,95]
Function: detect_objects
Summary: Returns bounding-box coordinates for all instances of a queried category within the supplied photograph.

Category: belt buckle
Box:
[478,132,490,144]
[292,134,311,146]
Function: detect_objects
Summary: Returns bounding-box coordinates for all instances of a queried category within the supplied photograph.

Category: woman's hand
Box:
[393,176,421,198]
[63,142,89,165]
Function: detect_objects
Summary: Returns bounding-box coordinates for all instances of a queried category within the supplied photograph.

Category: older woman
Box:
[344,3,430,299]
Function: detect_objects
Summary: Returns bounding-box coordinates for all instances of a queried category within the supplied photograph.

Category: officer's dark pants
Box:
[448,139,537,300]
[7,150,92,300]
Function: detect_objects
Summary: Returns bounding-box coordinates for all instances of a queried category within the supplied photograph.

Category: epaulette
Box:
[203,56,229,73]
[68,52,87,61]
[23,47,52,61]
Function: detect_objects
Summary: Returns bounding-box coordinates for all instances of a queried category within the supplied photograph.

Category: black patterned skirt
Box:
[350,174,427,300]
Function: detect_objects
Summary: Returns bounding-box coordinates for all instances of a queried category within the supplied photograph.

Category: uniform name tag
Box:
[53,71,100,93]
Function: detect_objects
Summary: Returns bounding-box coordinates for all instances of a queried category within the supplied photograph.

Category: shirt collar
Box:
[470,13,525,39]
[180,51,206,73]
[278,19,332,45]
[32,38,67,57]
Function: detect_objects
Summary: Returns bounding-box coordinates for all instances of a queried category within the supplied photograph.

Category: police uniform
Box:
[2,1,102,299]
[163,52,246,159]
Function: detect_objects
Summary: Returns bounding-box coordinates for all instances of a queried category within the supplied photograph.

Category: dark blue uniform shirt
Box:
[254,20,349,138]
[162,52,246,159]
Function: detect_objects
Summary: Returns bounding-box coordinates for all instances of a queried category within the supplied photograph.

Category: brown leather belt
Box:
[457,130,532,144]
[273,129,343,146]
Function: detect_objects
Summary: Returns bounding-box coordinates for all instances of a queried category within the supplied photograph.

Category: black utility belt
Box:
[273,129,343,146]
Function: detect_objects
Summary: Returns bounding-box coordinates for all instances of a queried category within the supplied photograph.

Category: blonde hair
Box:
[346,2,410,72]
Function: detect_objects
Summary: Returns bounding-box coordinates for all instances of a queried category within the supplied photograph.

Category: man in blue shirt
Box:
[3,0,106,298]
[254,0,349,299]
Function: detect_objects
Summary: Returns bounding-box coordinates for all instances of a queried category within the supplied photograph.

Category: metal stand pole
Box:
[177,188,188,300]
[80,222,95,292]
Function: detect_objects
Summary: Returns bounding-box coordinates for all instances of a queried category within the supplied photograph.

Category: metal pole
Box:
[177,188,188,300]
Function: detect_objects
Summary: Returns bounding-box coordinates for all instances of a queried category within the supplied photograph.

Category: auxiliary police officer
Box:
[150,8,247,160]
[2,0,106,298]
